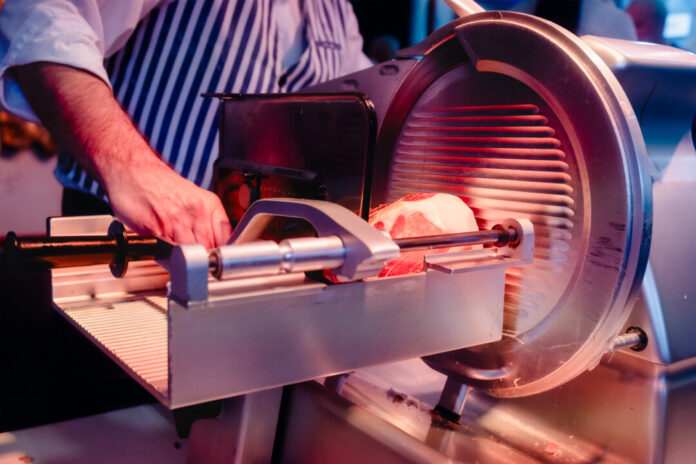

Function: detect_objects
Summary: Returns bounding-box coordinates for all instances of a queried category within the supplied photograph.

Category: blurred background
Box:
[353,0,696,62]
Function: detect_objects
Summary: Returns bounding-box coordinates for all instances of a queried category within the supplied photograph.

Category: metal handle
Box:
[229,198,401,281]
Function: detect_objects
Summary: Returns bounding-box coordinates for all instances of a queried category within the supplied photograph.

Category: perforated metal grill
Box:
[390,103,577,334]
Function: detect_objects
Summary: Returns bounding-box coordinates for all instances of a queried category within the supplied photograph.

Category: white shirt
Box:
[0,0,371,123]
[274,0,305,70]
[0,0,372,194]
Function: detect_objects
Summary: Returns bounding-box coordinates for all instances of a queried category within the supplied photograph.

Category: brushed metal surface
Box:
[375,12,652,397]
[167,257,509,408]
[320,353,696,464]
[583,36,696,367]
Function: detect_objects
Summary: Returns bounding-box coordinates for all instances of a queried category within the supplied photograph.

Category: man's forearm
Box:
[13,62,232,248]
[14,62,160,189]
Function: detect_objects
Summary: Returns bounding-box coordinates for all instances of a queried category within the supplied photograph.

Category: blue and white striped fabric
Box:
[55,0,367,200]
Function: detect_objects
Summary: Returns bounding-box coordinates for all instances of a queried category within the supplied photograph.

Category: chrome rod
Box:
[8,220,518,280]
[394,226,514,251]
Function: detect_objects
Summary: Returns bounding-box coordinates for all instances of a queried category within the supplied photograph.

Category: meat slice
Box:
[369,193,479,277]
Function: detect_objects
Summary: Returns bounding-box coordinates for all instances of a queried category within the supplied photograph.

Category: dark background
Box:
[0,244,153,431]
[351,0,413,51]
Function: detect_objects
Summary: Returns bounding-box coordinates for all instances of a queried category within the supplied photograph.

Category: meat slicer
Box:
[6,5,696,463]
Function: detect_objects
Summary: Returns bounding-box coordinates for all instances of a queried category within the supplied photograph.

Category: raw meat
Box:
[369,193,479,277]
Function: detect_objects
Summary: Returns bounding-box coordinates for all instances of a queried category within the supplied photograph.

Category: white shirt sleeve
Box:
[0,0,169,122]
[338,0,373,76]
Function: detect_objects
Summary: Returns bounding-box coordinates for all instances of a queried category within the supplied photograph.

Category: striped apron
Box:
[55,0,357,200]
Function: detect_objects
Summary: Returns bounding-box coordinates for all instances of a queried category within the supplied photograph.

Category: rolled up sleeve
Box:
[0,0,164,122]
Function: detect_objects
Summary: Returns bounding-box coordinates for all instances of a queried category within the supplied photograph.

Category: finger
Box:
[171,218,197,245]
[211,205,233,248]
[193,214,215,250]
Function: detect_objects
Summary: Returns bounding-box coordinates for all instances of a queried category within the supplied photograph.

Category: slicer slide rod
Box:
[5,223,517,280]
[394,225,515,251]
[4,229,164,278]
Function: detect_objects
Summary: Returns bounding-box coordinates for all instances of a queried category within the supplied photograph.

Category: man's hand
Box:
[14,62,232,248]
[106,156,232,249]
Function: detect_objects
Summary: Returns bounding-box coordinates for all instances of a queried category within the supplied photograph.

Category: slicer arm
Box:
[444,0,485,17]
[229,198,401,281]
[167,199,534,303]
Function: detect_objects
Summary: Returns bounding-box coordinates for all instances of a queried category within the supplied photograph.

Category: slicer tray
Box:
[52,257,514,409]
[56,292,169,399]
[47,216,526,409]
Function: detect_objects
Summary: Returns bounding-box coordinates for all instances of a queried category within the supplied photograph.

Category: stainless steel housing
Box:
[312,11,653,397]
